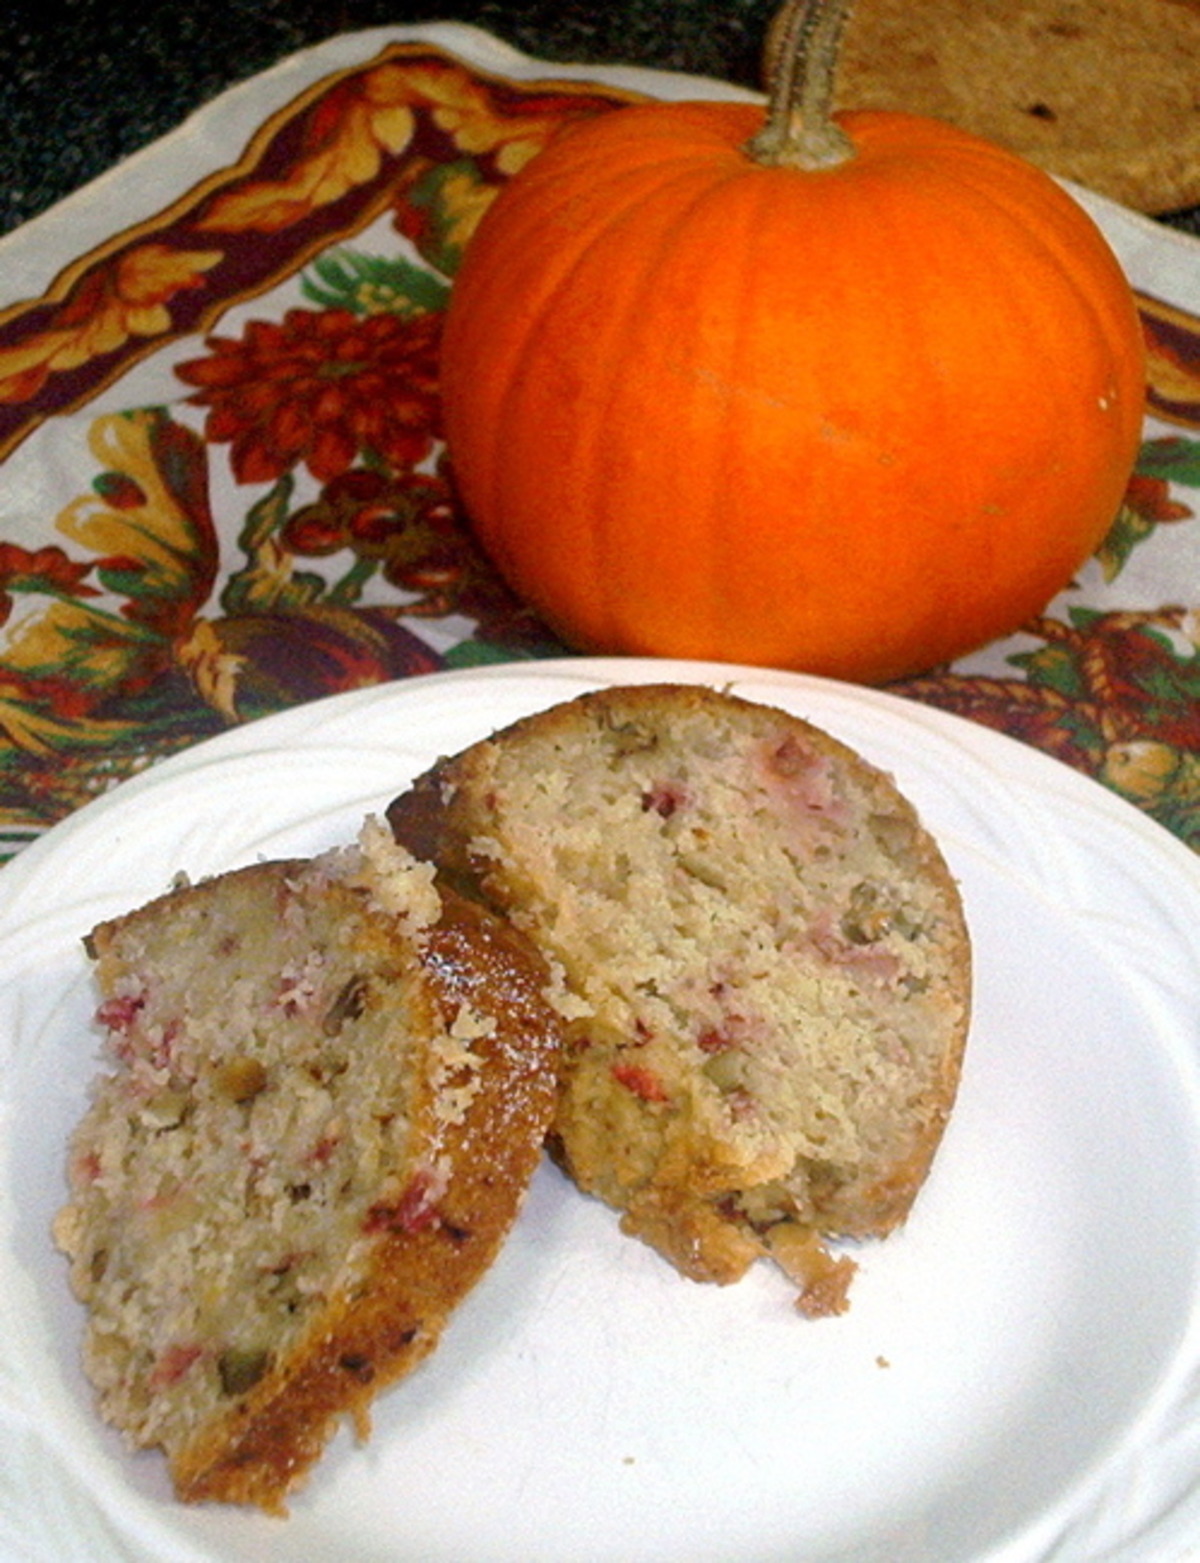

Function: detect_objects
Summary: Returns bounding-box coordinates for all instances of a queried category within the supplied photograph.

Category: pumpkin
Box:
[439,0,1146,683]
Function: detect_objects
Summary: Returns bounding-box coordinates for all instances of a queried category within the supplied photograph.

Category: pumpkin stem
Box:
[748,0,855,170]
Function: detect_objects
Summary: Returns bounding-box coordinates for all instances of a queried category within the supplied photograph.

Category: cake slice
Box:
[53,821,564,1512]
[387,684,971,1315]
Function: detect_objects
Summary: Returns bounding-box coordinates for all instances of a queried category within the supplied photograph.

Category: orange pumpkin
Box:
[439,0,1146,682]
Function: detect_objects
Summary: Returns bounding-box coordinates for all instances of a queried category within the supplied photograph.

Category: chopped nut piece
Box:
[841,880,897,944]
[139,1089,188,1130]
[217,1346,273,1397]
[213,1057,267,1103]
[323,975,370,1036]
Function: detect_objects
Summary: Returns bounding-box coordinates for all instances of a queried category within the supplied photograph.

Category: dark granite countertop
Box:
[0,2,778,237]
[2,1,1197,240]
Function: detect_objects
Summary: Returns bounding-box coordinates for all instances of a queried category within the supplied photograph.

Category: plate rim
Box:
[5,655,1200,1563]
[3,657,1196,905]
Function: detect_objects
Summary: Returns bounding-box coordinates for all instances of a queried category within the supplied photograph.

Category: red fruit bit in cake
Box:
[71,1148,102,1186]
[807,910,901,984]
[274,954,325,1017]
[698,984,760,1053]
[697,1027,733,1054]
[96,991,146,1036]
[364,1166,447,1234]
[135,1183,184,1213]
[758,735,850,826]
[306,1128,341,1166]
[611,1061,670,1102]
[101,989,181,1072]
[723,1087,757,1122]
[148,1341,204,1390]
[641,780,689,818]
[147,1019,182,1073]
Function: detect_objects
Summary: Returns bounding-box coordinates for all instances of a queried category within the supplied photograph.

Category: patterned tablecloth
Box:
[0,22,1197,866]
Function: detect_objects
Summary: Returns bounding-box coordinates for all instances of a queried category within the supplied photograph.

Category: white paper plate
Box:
[4,657,1200,1563]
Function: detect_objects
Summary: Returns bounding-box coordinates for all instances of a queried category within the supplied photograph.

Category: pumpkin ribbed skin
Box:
[440,102,1146,682]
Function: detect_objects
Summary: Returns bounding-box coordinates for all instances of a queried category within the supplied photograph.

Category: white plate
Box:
[3,657,1200,1563]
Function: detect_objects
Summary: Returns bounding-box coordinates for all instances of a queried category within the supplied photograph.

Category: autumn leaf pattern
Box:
[0,41,1197,861]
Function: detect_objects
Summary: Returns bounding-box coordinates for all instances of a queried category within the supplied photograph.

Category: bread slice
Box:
[819,0,1200,214]
[388,685,971,1315]
[53,821,563,1512]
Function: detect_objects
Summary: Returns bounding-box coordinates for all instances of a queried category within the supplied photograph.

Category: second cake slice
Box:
[54,822,564,1511]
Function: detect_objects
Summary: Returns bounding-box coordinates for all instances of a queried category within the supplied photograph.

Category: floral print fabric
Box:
[0,36,1197,860]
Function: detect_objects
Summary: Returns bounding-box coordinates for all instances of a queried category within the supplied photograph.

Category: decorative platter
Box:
[3,657,1200,1563]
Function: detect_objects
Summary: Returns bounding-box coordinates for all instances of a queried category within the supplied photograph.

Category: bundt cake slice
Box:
[53,821,564,1512]
[388,684,971,1316]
